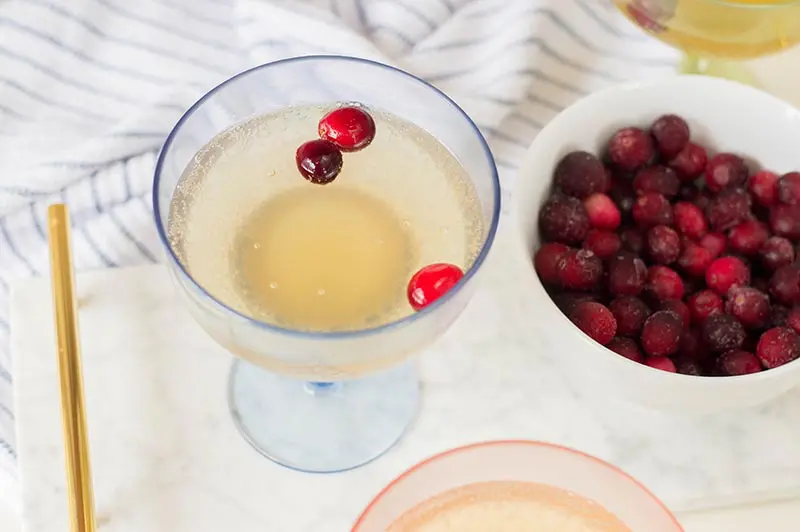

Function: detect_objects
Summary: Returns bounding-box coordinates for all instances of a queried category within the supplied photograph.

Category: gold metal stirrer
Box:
[47,204,97,532]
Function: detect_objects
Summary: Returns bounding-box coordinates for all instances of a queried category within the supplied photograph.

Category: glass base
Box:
[679,54,760,87]
[228,359,420,473]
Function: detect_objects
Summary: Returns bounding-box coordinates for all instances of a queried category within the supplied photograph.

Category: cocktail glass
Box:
[152,56,500,473]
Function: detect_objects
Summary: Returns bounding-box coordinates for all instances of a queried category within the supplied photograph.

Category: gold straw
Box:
[47,204,97,532]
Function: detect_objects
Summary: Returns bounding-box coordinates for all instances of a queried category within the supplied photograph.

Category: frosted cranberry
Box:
[673,202,707,240]
[569,302,617,345]
[669,141,708,182]
[705,153,749,193]
[770,203,800,239]
[717,350,762,376]
[539,194,589,244]
[777,172,800,205]
[659,300,689,329]
[407,263,463,311]
[607,337,644,363]
[553,292,597,316]
[675,357,704,376]
[787,306,800,334]
[582,229,621,260]
[699,232,727,259]
[727,220,769,256]
[633,166,680,198]
[609,180,636,223]
[650,114,689,159]
[725,286,770,329]
[645,357,677,372]
[633,193,673,228]
[705,256,750,295]
[687,290,723,324]
[607,127,654,171]
[609,296,650,336]
[756,327,800,369]
[679,326,710,360]
[620,227,645,254]
[554,151,607,199]
[702,313,745,352]
[557,249,603,291]
[769,264,800,305]
[770,305,790,328]
[318,105,376,152]
[534,243,570,285]
[748,170,780,207]
[641,310,683,356]
[677,243,713,277]
[705,188,751,231]
[583,193,621,230]
[608,252,648,296]
[646,225,680,264]
[760,236,795,271]
[646,265,684,301]
[295,139,343,184]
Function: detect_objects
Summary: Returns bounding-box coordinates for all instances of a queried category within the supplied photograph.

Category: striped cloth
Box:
[0,0,678,505]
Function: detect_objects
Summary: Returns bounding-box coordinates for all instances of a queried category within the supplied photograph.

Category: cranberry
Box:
[650,114,690,159]
[679,326,710,360]
[407,263,463,311]
[770,304,790,328]
[704,153,749,193]
[646,225,680,264]
[727,220,769,256]
[678,183,701,202]
[534,243,570,285]
[675,357,704,376]
[539,194,589,244]
[645,357,677,372]
[620,227,645,254]
[717,350,762,376]
[609,180,636,223]
[673,202,708,240]
[607,337,644,363]
[756,327,800,369]
[318,105,376,152]
[660,300,690,328]
[705,188,751,231]
[608,252,648,296]
[582,229,621,260]
[646,265,684,301]
[583,193,621,230]
[687,290,723,324]
[609,296,650,336]
[760,236,795,271]
[570,302,617,345]
[725,286,770,329]
[554,151,607,199]
[633,193,673,228]
[677,243,713,277]
[295,139,343,184]
[705,256,750,296]
[699,232,727,258]
[769,264,800,305]
[557,249,603,291]
[777,172,800,205]
[641,310,683,356]
[770,203,800,239]
[693,190,713,212]
[553,292,597,316]
[633,166,680,198]
[787,306,800,334]
[626,2,668,32]
[748,170,780,207]
[702,313,746,353]
[607,127,654,171]
[669,142,708,182]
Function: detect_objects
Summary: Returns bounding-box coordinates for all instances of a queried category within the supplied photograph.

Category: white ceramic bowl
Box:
[514,75,800,413]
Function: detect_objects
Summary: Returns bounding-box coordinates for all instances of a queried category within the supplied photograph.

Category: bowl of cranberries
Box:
[514,76,800,412]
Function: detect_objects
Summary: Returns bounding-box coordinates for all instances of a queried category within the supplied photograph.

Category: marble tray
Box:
[11,228,800,531]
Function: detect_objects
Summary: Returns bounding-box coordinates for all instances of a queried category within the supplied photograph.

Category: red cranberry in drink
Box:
[633,193,673,228]
[660,300,690,328]
[318,105,376,152]
[717,350,762,376]
[608,252,648,296]
[704,153,749,193]
[582,229,621,260]
[557,249,603,291]
[756,327,800,369]
[539,194,589,244]
[677,243,713,277]
[609,296,650,336]
[777,172,800,205]
[702,313,746,352]
[687,290,723,324]
[786,306,800,334]
[675,357,704,375]
[699,232,727,259]
[626,1,669,32]
[769,264,800,305]
[607,127,654,171]
[727,220,769,256]
[680,326,710,360]
[554,151,607,199]
[705,256,750,295]
[725,286,770,329]
[770,203,800,239]
[620,227,645,254]
[646,265,684,301]
[748,170,780,207]
[633,166,680,198]
[534,243,570,285]
[705,188,751,231]
[295,139,344,184]
[760,236,795,271]
[770,304,790,328]
[646,225,680,264]
[645,357,677,372]
[569,301,617,345]
[583,193,621,230]
[407,263,463,311]
[607,337,644,362]
[673,201,708,240]
[669,142,708,182]
[650,114,690,159]
[552,292,597,316]
[641,310,683,356]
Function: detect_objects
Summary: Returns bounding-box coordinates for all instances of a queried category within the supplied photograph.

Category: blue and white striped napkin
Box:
[0,0,677,505]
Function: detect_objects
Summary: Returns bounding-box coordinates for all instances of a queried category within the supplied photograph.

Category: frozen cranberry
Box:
[650,114,689,159]
[620,227,645,254]
[687,290,723,324]
[645,356,677,372]
[318,105,376,152]
[770,203,800,239]
[295,139,343,184]
[769,264,800,305]
[607,336,644,362]
[748,170,780,207]
[679,326,710,360]
[693,191,713,212]
[677,243,713,278]
[646,265,684,301]
[699,232,727,259]
[633,193,673,228]
[725,286,770,329]
[407,263,463,311]
[539,194,589,244]
[727,220,769,256]
[660,300,690,328]
[570,302,617,345]
[673,202,707,240]
[633,166,680,198]
[609,296,650,336]
[786,306,800,334]
[582,229,621,260]
[760,236,795,271]
[669,141,708,182]
[534,243,570,285]
[705,188,751,231]
[675,357,704,375]
[717,350,762,376]
[777,172,800,205]
[553,292,597,316]
[702,313,746,353]
[704,153,749,193]
[583,193,621,230]
[756,327,800,369]
[770,304,790,328]
[557,249,603,291]
[646,225,680,264]
[641,310,683,356]
[609,180,636,223]
[608,252,648,296]
[554,151,607,199]
[706,256,750,296]
[607,127,654,171]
